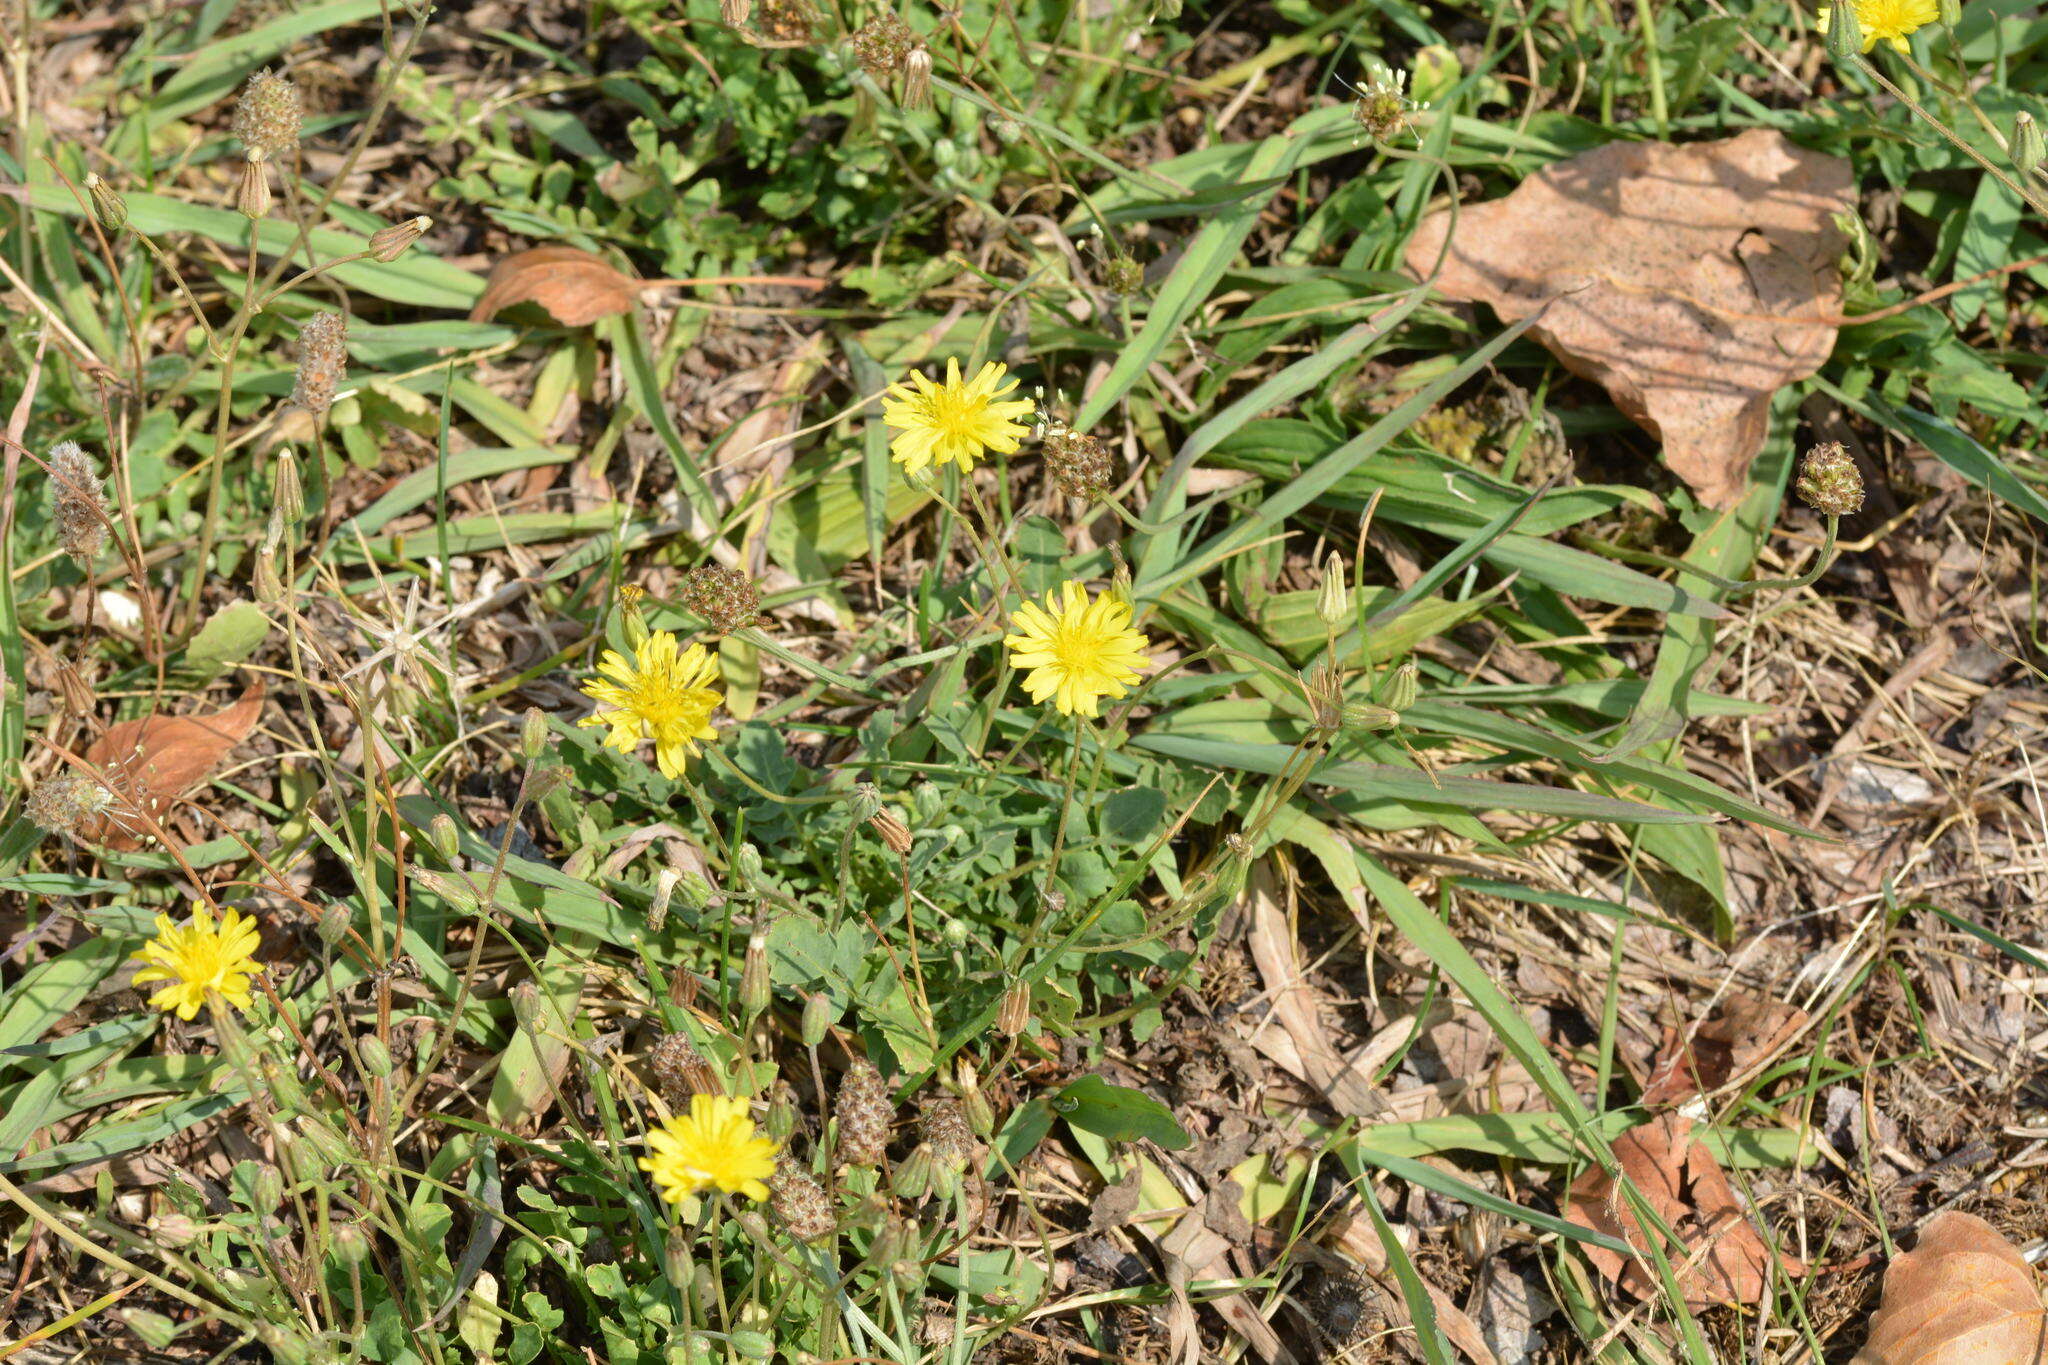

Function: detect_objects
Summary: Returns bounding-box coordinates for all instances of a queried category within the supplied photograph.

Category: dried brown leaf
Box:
[1639,990,1808,1110]
[1854,1212,2047,1365]
[1564,1113,1798,1308]
[1405,129,1853,507]
[468,246,639,326]
[79,683,265,849]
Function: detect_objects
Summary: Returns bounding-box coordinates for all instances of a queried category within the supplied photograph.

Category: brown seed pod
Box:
[47,441,108,562]
[769,1165,834,1241]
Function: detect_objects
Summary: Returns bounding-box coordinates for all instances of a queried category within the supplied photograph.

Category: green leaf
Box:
[182,601,271,680]
[1051,1075,1191,1149]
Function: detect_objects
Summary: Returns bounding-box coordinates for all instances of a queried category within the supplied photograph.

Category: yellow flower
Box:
[640,1094,778,1203]
[1818,0,1939,52]
[1003,581,1153,718]
[881,359,1035,476]
[131,904,262,1021]
[579,631,723,779]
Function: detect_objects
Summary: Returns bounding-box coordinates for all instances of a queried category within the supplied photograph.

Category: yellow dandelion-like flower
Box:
[1818,0,1939,52]
[578,631,723,779]
[881,359,1035,477]
[131,904,262,1021]
[1003,580,1154,718]
[639,1094,779,1203]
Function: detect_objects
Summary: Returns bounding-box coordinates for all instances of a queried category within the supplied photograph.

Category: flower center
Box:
[916,389,981,444]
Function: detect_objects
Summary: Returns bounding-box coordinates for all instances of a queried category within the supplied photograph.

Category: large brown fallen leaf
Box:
[468,246,641,326]
[1854,1212,2047,1365]
[1639,990,1808,1110]
[77,683,265,849]
[1405,128,1853,507]
[1564,1113,1797,1308]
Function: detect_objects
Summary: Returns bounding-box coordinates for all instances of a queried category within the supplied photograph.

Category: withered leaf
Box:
[1853,1212,2046,1365]
[1564,1113,1797,1308]
[1405,129,1853,508]
[468,246,640,326]
[1639,990,1809,1111]
[79,682,265,850]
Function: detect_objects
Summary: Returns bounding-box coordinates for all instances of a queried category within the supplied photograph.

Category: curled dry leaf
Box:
[1564,1112,1798,1308]
[78,682,265,850]
[1639,990,1809,1110]
[1405,128,1853,508]
[468,246,640,327]
[1853,1212,2046,1365]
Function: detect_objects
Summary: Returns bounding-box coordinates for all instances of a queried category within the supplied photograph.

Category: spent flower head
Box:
[851,14,915,76]
[47,441,108,563]
[577,630,724,778]
[882,359,1035,477]
[1797,441,1864,516]
[1351,66,1415,142]
[1004,581,1154,718]
[640,1095,779,1203]
[1041,422,1113,500]
[232,68,303,162]
[132,904,263,1020]
[678,564,764,635]
[25,773,114,834]
[1818,0,1939,52]
[292,312,348,419]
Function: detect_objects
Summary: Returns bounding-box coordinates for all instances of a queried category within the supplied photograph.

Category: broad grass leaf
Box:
[470,247,640,326]
[1853,1212,2046,1365]
[79,683,266,850]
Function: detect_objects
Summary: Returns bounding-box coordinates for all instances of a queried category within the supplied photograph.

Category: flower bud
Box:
[426,814,461,863]
[618,587,649,651]
[1380,660,1419,715]
[868,808,912,856]
[733,843,764,888]
[1796,441,1864,517]
[1342,702,1400,732]
[902,46,933,110]
[520,707,549,761]
[1939,0,1961,25]
[315,903,353,946]
[2015,112,2045,177]
[511,981,543,1033]
[357,1036,394,1078]
[739,927,772,1021]
[330,1222,371,1266]
[676,871,712,912]
[957,1059,995,1136]
[892,1143,935,1200]
[368,215,431,263]
[235,151,271,220]
[1824,1,1864,62]
[730,1332,774,1363]
[995,981,1031,1036]
[1315,552,1350,628]
[149,1211,201,1247]
[85,173,127,232]
[524,764,572,802]
[252,1163,284,1211]
[647,869,678,934]
[801,992,834,1047]
[764,1086,797,1141]
[274,450,304,524]
[663,1227,693,1288]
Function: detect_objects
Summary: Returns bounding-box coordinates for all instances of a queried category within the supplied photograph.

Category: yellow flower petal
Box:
[1003,580,1153,719]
